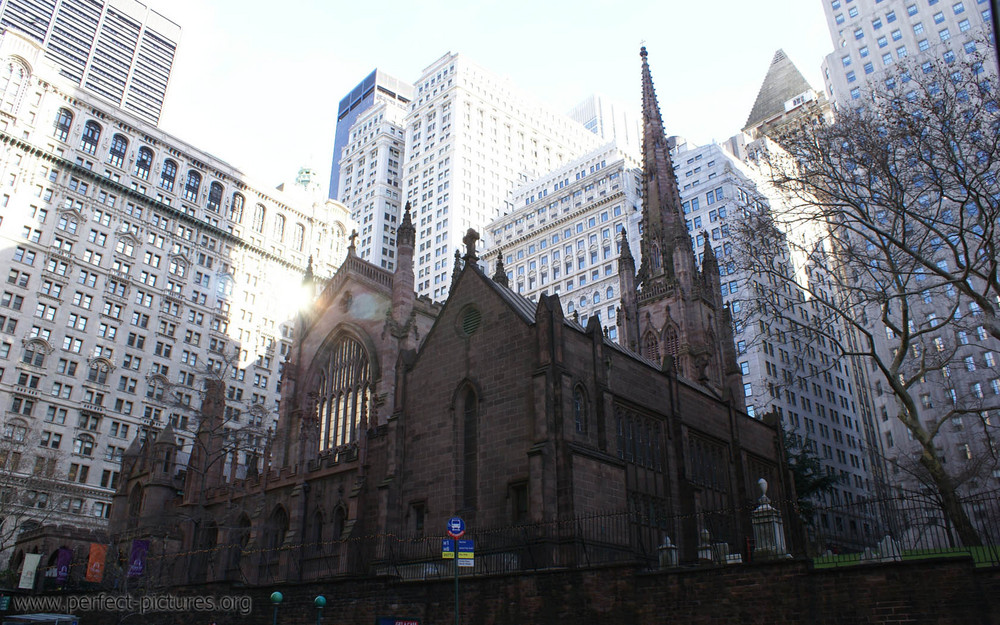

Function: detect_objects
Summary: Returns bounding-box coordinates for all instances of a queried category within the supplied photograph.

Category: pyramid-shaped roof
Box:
[743,49,815,131]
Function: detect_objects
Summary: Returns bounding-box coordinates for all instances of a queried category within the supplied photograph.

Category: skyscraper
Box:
[742,49,832,139]
[818,0,994,110]
[328,69,413,200]
[0,0,181,125]
[403,52,600,301]
[568,94,642,155]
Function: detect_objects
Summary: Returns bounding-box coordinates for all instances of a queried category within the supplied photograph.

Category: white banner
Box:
[18,553,41,590]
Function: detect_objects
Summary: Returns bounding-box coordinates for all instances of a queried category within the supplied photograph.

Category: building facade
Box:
[402,52,601,302]
[0,0,180,125]
[743,49,833,140]
[0,29,351,554]
[819,0,994,110]
[568,94,642,156]
[336,90,407,271]
[328,69,412,201]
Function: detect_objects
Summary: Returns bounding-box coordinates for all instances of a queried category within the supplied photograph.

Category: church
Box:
[108,49,789,584]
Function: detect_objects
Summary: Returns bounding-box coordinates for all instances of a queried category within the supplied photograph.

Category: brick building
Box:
[107,49,790,585]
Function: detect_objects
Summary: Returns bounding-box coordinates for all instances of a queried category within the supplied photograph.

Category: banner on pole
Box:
[128,539,150,578]
[55,548,72,582]
[86,543,107,582]
[18,553,41,589]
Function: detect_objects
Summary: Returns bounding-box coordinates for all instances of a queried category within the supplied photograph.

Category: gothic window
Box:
[80,121,101,155]
[461,386,478,510]
[127,484,144,525]
[53,108,73,142]
[183,170,201,202]
[160,159,177,191]
[230,193,244,222]
[316,334,371,450]
[134,147,153,180]
[651,243,661,269]
[87,359,111,384]
[293,223,305,251]
[107,134,128,168]
[312,510,325,548]
[264,505,289,550]
[0,59,27,114]
[252,204,266,232]
[642,331,660,362]
[573,385,588,434]
[663,326,679,365]
[207,182,223,212]
[21,340,47,367]
[273,214,285,241]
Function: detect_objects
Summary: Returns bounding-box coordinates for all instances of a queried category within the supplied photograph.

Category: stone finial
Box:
[758,477,769,501]
[462,229,480,262]
[492,256,509,288]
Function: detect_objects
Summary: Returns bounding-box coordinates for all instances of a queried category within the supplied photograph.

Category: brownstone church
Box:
[109,49,788,583]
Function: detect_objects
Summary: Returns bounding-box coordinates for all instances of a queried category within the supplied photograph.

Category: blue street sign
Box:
[457,538,474,567]
[441,539,455,559]
[447,516,465,538]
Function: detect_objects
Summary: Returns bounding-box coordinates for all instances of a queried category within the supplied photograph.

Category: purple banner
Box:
[127,539,149,578]
[55,547,72,582]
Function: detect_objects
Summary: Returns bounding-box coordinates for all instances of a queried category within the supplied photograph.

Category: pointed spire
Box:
[493,256,509,288]
[153,422,175,446]
[451,249,463,287]
[701,233,718,272]
[618,229,635,267]
[744,49,816,133]
[639,46,694,287]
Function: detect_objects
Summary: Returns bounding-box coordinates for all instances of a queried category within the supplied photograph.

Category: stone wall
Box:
[63,557,1000,625]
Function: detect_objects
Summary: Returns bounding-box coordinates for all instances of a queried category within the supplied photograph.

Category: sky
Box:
[148,0,835,195]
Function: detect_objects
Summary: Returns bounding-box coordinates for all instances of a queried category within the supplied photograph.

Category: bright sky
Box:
[149,0,834,194]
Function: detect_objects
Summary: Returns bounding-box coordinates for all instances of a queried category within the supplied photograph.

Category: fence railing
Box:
[36,491,1000,591]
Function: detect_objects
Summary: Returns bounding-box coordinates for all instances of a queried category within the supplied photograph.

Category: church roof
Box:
[743,49,815,131]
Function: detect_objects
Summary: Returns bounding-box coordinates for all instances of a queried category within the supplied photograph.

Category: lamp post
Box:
[270,591,283,625]
[314,595,326,625]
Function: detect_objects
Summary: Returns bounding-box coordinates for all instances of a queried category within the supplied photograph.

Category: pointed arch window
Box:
[461,387,478,510]
[80,121,101,155]
[53,108,73,142]
[107,134,128,168]
[160,159,177,191]
[183,171,201,202]
[134,147,153,180]
[642,331,660,363]
[207,182,223,212]
[662,326,679,365]
[127,484,144,525]
[316,335,372,451]
[265,506,289,550]
[230,193,245,222]
[573,385,588,434]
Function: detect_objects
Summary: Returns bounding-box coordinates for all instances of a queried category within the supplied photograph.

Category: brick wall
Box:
[65,557,1000,625]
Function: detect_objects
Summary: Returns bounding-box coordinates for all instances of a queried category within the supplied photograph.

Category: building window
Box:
[573,385,588,434]
[316,334,372,450]
[107,134,128,168]
[273,214,285,241]
[159,159,177,191]
[207,182,223,212]
[230,193,245,222]
[462,386,478,510]
[80,121,101,155]
[53,108,73,142]
[134,147,153,180]
[293,223,305,251]
[252,204,266,232]
[183,171,201,202]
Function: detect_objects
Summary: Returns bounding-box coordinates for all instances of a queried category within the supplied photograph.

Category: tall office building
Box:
[817,0,1000,496]
[403,52,601,301]
[0,0,180,125]
[337,89,407,271]
[328,69,413,200]
[819,0,994,110]
[0,30,351,550]
[568,94,642,156]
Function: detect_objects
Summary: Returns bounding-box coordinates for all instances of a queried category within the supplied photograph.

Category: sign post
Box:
[446,516,465,625]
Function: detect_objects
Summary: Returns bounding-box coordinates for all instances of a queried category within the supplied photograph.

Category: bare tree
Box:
[737,50,1000,547]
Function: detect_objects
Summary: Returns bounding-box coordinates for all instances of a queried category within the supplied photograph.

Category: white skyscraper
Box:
[402,52,601,301]
[568,94,642,156]
[338,95,407,271]
[819,0,994,110]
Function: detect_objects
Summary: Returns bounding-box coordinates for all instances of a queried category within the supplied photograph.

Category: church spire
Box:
[639,46,692,288]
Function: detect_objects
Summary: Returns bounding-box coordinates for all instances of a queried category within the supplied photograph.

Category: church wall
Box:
[399,271,540,532]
